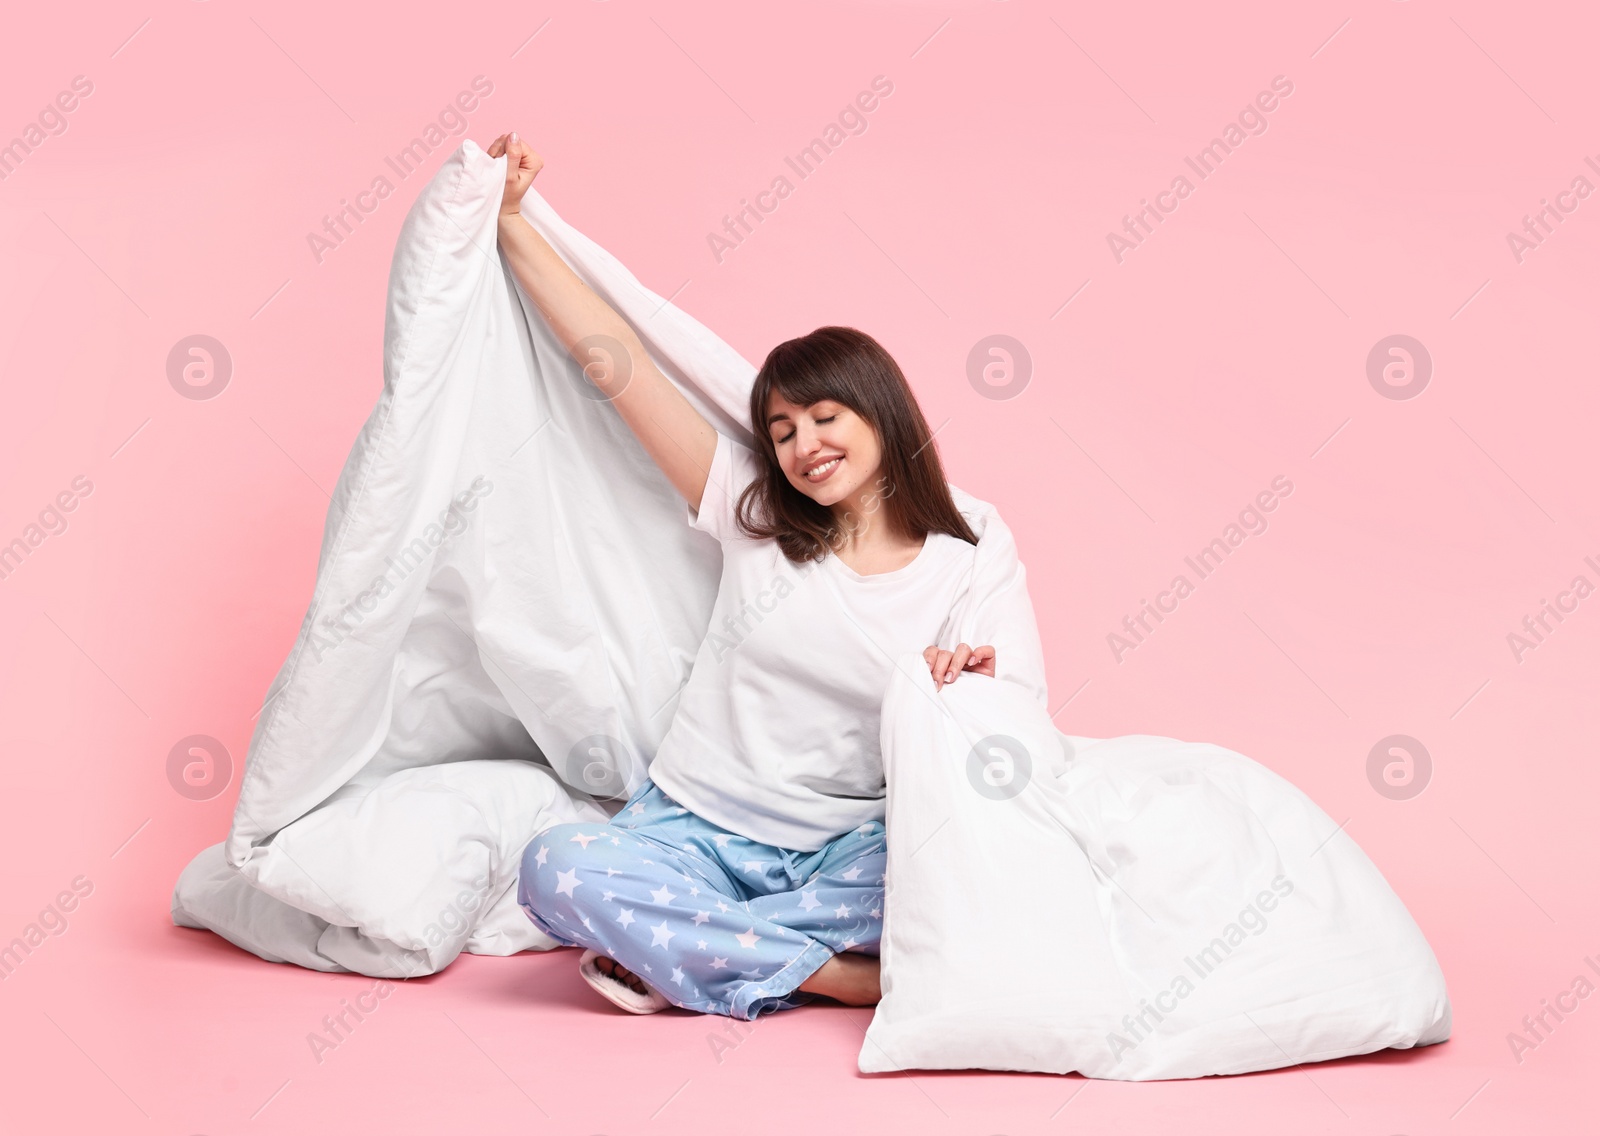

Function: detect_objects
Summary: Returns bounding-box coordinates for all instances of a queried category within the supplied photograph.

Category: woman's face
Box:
[765,392,881,510]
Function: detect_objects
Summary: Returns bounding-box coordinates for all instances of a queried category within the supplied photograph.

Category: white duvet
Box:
[172,140,1450,1077]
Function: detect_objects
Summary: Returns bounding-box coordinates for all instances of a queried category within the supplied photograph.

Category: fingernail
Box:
[510,131,519,142]
[945,671,955,682]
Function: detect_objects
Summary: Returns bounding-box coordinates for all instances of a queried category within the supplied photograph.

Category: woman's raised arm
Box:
[487,133,718,512]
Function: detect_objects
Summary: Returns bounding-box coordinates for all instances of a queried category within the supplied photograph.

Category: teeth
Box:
[806,458,841,480]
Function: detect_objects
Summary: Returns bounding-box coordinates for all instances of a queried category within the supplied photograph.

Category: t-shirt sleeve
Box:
[687,431,763,544]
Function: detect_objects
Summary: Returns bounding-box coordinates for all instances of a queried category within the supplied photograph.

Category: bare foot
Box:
[594,955,650,996]
[797,953,881,1005]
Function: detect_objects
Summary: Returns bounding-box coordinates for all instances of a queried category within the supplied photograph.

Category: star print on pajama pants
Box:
[517,777,886,1020]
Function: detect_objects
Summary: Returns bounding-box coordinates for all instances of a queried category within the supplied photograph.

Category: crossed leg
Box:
[518,789,887,1018]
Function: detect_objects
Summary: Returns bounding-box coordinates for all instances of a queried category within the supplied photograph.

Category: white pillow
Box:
[863,654,1451,1079]
[173,840,566,979]
[244,759,604,975]
[173,843,348,972]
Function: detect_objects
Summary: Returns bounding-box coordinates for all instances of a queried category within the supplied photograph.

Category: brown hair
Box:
[731,326,977,563]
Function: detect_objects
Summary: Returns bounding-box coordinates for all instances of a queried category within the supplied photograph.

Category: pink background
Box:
[1,0,1595,1131]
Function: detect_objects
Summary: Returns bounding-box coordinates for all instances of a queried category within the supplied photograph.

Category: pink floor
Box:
[0,901,1590,1133]
[3,0,1597,1131]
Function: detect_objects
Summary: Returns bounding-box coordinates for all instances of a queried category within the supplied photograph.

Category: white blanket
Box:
[172,140,1449,1075]
[866,662,1450,1077]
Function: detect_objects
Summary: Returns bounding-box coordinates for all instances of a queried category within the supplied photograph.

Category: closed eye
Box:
[775,415,838,444]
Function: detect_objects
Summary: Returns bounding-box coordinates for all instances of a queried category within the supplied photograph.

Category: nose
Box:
[793,419,823,457]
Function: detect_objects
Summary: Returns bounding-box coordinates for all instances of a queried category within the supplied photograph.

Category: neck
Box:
[828,481,906,553]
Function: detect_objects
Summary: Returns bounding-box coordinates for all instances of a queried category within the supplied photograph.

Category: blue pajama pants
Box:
[517,778,886,1020]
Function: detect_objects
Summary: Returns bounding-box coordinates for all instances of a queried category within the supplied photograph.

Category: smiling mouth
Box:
[803,457,843,483]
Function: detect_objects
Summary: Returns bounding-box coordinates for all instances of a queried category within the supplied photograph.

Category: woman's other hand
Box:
[486,132,543,218]
[923,643,995,690]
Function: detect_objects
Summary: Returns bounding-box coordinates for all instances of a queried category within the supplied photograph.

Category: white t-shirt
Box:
[646,431,979,851]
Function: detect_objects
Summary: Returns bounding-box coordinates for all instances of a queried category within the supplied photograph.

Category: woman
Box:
[492,132,1017,1020]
